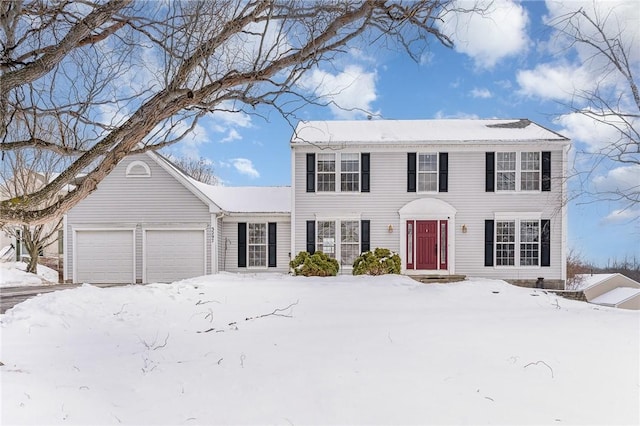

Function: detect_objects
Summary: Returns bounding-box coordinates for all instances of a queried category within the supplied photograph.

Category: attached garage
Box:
[75,229,135,284]
[144,229,206,283]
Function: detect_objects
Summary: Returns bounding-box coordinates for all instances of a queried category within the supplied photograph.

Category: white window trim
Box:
[417,152,439,193]
[495,151,541,193]
[247,222,268,269]
[125,160,151,178]
[316,152,361,193]
[492,214,542,269]
[314,218,361,268]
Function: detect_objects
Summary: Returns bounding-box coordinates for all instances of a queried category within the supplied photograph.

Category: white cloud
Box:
[439,0,530,69]
[470,88,492,99]
[231,158,259,178]
[517,1,639,108]
[516,63,592,101]
[555,112,628,152]
[299,65,378,119]
[220,129,242,144]
[602,207,640,224]
[593,164,640,195]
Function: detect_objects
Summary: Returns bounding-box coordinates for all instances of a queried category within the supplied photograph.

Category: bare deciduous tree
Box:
[1,0,478,226]
[166,155,218,185]
[550,5,639,213]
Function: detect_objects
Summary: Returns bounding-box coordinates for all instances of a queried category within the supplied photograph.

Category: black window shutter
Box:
[407,153,416,192]
[238,222,247,268]
[486,152,495,192]
[439,152,448,192]
[361,153,370,193]
[542,151,551,192]
[541,219,551,267]
[361,220,370,253]
[268,222,277,267]
[306,153,315,193]
[484,220,494,267]
[306,221,315,254]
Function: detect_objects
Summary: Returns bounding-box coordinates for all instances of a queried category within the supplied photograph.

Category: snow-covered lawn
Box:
[0,261,59,287]
[1,274,638,425]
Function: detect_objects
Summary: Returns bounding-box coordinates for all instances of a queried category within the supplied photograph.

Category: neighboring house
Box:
[65,118,570,288]
[63,152,290,284]
[576,273,640,310]
[291,119,570,288]
[0,170,68,263]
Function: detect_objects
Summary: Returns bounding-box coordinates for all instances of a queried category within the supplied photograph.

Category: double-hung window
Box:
[418,153,438,192]
[340,221,360,266]
[496,152,541,191]
[248,223,267,267]
[496,152,516,191]
[520,152,540,191]
[341,154,360,192]
[495,219,540,266]
[317,154,336,192]
[519,220,540,266]
[316,220,361,267]
[317,221,336,256]
[316,153,360,192]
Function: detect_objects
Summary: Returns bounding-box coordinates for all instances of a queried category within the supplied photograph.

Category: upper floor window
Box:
[495,152,541,192]
[317,154,336,192]
[317,153,360,193]
[408,152,448,193]
[418,153,438,192]
[341,153,360,192]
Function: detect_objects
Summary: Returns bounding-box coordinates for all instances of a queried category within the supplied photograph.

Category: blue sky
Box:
[164,0,639,266]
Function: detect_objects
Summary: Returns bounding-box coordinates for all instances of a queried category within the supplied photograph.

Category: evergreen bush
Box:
[290,251,340,277]
[352,248,401,276]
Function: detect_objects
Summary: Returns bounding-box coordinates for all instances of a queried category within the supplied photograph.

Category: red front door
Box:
[416,220,438,270]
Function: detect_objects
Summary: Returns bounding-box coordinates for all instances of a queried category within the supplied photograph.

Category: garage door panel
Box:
[145,230,205,283]
[76,230,134,284]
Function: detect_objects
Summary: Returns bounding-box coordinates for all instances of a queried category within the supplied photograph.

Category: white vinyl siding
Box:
[66,154,212,282]
[219,217,291,273]
[293,148,565,281]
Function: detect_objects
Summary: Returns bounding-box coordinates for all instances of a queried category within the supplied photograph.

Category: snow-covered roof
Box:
[189,180,290,213]
[291,119,569,145]
[575,273,640,291]
[150,152,290,214]
[590,287,640,307]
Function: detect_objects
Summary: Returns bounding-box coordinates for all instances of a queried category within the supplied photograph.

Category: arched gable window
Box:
[125,160,151,178]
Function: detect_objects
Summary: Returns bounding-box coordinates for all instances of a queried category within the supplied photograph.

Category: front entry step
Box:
[409,274,466,284]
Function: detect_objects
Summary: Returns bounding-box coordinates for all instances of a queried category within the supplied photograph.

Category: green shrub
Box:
[352,248,401,276]
[290,251,340,277]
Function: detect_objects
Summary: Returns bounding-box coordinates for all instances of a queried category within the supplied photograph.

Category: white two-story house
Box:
[64,118,569,289]
[290,119,569,288]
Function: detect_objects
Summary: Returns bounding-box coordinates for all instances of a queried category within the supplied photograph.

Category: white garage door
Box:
[75,230,135,284]
[145,229,206,283]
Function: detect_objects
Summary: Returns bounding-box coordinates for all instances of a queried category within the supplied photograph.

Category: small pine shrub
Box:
[352,248,401,276]
[290,251,340,277]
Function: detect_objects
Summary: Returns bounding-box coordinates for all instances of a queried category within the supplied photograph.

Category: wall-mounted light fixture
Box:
[462,224,468,233]
[388,224,394,233]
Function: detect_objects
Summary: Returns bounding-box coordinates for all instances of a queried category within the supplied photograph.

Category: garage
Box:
[75,229,135,284]
[144,229,206,283]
